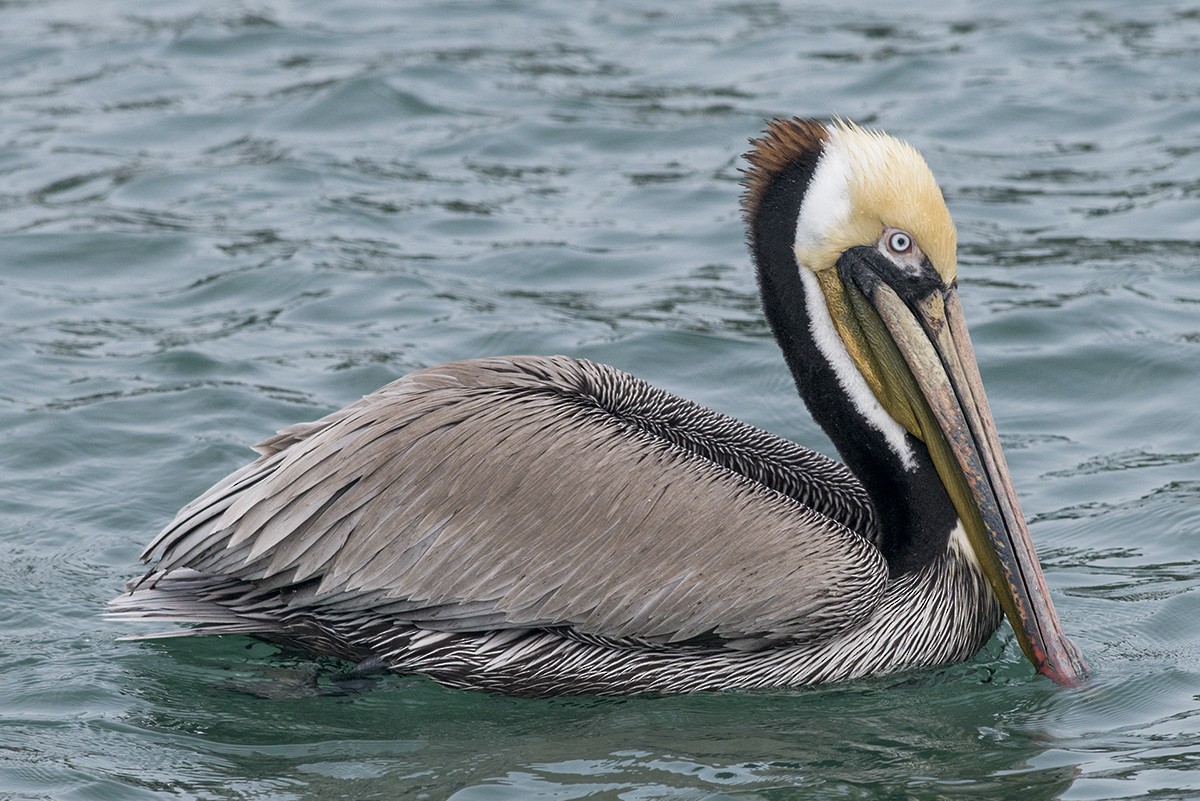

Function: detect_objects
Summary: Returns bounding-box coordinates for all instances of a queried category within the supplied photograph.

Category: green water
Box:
[2,0,1199,798]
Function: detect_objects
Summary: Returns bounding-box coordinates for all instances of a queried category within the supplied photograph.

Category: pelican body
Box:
[111,119,1086,696]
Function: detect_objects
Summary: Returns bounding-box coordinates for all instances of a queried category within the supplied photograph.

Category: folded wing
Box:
[129,356,887,650]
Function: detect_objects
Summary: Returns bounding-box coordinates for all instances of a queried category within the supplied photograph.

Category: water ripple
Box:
[2,0,1199,799]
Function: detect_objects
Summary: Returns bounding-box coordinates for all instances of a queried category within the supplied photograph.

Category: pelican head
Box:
[744,118,1087,686]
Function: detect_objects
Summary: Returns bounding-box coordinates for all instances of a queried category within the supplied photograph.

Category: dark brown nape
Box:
[740,118,830,240]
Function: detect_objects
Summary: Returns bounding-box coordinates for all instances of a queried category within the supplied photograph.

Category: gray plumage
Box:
[111,355,1000,695]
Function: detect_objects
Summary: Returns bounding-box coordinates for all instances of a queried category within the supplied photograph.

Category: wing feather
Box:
[139,356,886,648]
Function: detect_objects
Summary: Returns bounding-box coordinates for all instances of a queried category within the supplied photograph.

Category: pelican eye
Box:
[886,230,913,255]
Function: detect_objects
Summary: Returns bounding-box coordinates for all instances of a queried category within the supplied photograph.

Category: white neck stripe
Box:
[794,135,851,259]
[798,268,916,470]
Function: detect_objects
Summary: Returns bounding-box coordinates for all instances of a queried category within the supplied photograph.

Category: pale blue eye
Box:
[887,231,912,254]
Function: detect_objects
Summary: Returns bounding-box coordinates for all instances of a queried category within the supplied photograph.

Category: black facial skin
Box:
[837,244,948,310]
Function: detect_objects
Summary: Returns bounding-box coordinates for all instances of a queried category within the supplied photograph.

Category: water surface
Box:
[2,1,1199,799]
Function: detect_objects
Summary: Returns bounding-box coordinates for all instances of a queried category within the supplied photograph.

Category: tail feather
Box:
[106,568,284,640]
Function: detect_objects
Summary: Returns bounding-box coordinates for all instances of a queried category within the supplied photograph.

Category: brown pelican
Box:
[111,118,1087,696]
